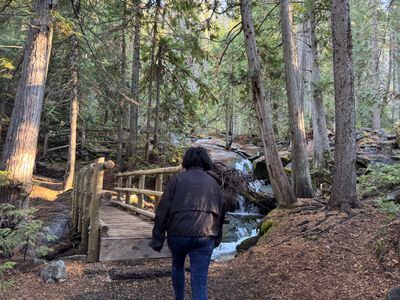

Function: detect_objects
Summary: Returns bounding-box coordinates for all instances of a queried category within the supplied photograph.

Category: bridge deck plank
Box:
[99,202,171,261]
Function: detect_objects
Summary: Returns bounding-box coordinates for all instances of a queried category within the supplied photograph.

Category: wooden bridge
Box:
[71,157,181,262]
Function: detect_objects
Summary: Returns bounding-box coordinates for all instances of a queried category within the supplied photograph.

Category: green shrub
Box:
[0,204,53,294]
[358,163,400,198]
[0,261,16,294]
[373,198,400,218]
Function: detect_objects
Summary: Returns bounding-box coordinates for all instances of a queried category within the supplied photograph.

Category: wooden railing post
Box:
[71,172,79,233]
[117,177,122,201]
[87,157,114,262]
[125,176,132,204]
[138,174,145,209]
[77,169,85,233]
[73,171,82,232]
[154,174,163,212]
[80,165,94,253]
[113,166,180,217]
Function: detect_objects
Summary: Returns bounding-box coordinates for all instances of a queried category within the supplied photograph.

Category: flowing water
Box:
[212,158,270,262]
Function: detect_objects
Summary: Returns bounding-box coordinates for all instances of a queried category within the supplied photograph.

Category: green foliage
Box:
[0,203,54,293]
[358,163,400,197]
[0,261,16,294]
[0,58,14,79]
[51,11,75,36]
[0,171,9,186]
[373,198,400,218]
[0,204,53,258]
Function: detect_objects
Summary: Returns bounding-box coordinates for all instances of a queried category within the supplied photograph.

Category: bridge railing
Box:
[114,166,182,218]
[71,157,115,262]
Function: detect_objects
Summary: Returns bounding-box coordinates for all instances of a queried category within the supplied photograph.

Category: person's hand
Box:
[149,240,162,252]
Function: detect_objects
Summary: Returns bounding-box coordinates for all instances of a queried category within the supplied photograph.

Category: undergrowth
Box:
[373,198,400,218]
[0,170,53,294]
[358,163,400,198]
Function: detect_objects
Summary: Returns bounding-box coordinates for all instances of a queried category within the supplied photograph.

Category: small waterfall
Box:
[212,227,258,262]
[211,158,268,261]
[236,196,246,213]
[249,180,273,195]
[234,159,253,174]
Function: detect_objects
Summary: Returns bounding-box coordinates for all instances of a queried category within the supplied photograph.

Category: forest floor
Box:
[3,179,400,300]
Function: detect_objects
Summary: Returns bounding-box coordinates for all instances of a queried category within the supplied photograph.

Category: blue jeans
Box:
[167,236,215,300]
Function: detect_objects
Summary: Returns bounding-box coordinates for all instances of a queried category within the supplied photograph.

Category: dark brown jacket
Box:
[150,167,225,251]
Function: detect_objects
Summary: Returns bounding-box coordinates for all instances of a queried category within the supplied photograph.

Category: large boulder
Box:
[253,152,291,180]
[40,260,67,283]
[387,189,400,204]
[253,157,269,180]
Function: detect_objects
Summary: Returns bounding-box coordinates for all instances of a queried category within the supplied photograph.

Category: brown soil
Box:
[2,189,400,300]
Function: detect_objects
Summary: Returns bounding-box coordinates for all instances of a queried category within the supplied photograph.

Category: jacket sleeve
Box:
[215,189,225,247]
[149,176,176,251]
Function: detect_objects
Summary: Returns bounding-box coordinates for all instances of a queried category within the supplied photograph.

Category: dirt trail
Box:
[3,184,400,300]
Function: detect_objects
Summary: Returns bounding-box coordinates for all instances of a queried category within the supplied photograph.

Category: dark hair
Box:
[182,147,213,171]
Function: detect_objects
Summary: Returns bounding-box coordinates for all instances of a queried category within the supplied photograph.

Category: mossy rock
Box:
[236,235,260,253]
[260,219,274,236]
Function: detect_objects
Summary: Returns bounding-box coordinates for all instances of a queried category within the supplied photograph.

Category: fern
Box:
[358,163,400,198]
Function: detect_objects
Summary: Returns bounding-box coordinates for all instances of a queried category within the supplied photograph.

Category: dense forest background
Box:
[1,0,398,155]
[1,1,400,298]
[0,0,399,205]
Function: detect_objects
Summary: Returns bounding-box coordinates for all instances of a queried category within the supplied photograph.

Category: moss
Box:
[260,219,274,236]
[284,167,292,175]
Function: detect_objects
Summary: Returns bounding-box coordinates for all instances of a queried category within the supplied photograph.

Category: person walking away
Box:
[149,146,225,300]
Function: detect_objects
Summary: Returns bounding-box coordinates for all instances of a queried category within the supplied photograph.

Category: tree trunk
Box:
[309,3,330,168]
[385,21,393,104]
[280,0,313,198]
[117,1,128,165]
[240,0,296,207]
[126,0,141,159]
[372,0,381,130]
[63,0,80,191]
[328,0,360,211]
[153,43,163,149]
[144,2,160,162]
[0,0,54,206]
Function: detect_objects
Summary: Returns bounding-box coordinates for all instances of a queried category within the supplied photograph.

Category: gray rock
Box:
[236,235,260,253]
[386,287,400,300]
[387,189,400,204]
[40,260,67,283]
[33,259,46,265]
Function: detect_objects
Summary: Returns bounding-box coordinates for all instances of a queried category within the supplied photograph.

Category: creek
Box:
[211,158,270,262]
[190,137,271,261]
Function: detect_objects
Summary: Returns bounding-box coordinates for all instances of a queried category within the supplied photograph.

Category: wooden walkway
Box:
[71,158,179,262]
[99,202,170,261]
